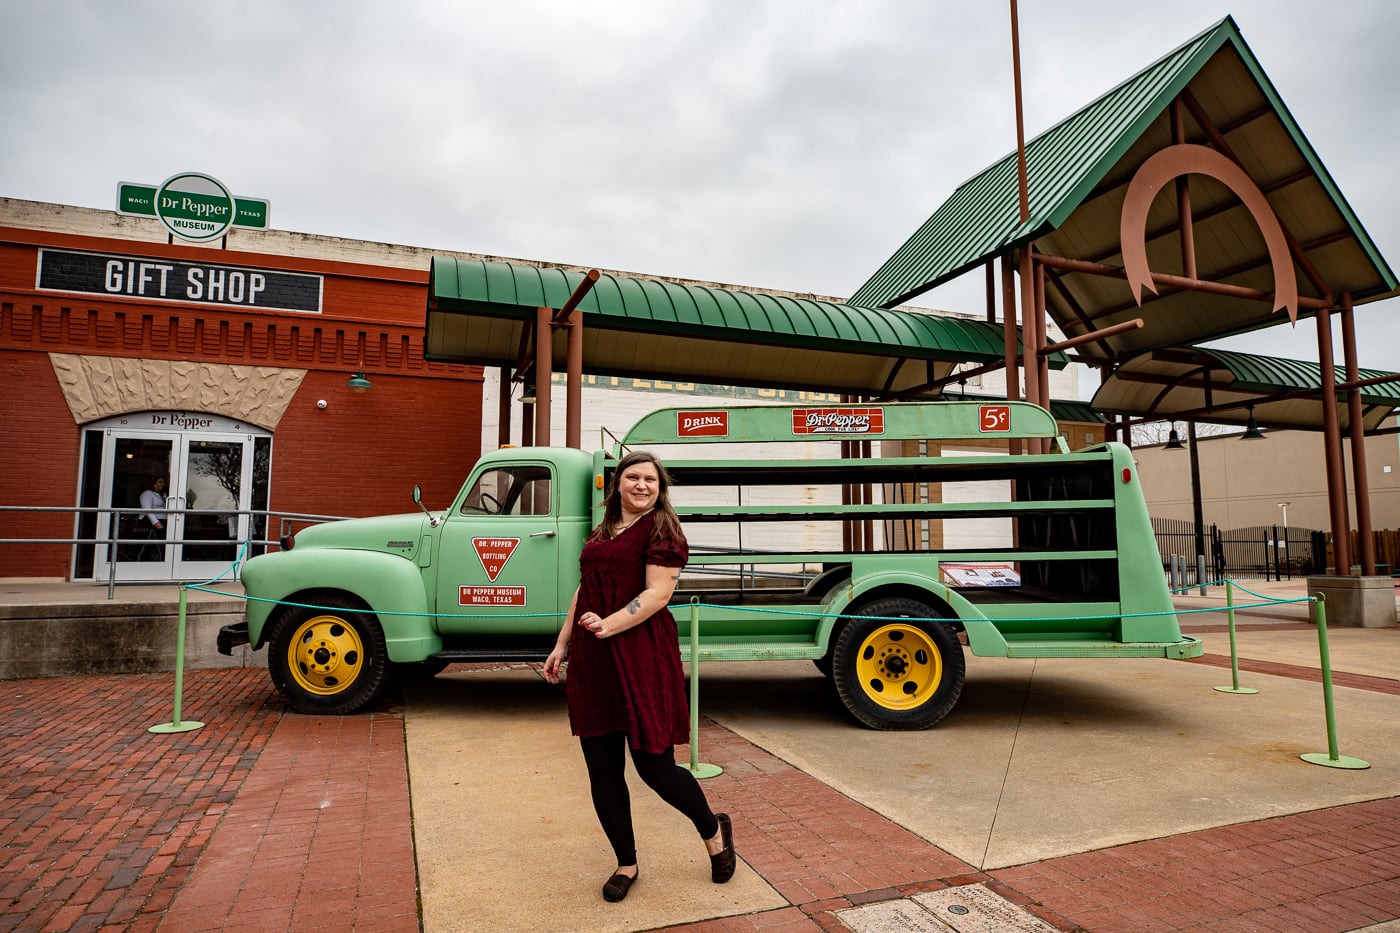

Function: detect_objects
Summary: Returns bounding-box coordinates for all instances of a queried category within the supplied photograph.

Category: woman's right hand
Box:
[543,645,566,684]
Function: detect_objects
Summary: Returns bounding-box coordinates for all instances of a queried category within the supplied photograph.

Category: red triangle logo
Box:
[472,537,520,582]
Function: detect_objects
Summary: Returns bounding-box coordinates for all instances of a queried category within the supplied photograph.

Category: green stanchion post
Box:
[686,598,721,779]
[1300,593,1368,769]
[1214,577,1257,695]
[149,585,205,735]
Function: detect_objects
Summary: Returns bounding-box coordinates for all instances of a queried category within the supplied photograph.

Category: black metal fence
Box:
[1151,516,1323,583]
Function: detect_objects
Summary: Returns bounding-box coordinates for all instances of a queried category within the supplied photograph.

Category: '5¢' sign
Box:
[979,404,1011,433]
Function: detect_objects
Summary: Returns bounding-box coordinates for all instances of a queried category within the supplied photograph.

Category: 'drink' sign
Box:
[117,172,270,242]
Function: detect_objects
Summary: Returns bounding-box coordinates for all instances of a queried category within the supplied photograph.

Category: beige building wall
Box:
[1132,418,1400,532]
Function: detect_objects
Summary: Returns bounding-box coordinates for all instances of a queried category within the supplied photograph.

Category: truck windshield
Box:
[460,465,553,516]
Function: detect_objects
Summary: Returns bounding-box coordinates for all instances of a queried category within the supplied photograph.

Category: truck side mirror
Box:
[412,485,439,527]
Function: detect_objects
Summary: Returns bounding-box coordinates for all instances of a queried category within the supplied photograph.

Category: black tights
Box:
[579,733,719,867]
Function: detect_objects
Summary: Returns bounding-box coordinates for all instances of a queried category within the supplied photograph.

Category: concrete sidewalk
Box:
[1,578,1397,932]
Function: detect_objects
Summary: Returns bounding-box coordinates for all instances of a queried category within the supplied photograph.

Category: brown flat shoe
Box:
[710,813,735,883]
[602,870,637,902]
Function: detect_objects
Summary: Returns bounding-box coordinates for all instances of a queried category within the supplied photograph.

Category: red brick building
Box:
[1,198,482,582]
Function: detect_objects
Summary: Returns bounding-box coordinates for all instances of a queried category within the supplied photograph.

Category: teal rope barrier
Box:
[183,552,1370,772]
[183,550,1316,625]
[186,582,1314,623]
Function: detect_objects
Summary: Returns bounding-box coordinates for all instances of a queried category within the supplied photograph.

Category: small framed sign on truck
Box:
[220,400,1200,728]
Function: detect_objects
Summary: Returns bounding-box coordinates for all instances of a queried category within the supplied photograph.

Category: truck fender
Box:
[818,570,1010,658]
[242,549,441,663]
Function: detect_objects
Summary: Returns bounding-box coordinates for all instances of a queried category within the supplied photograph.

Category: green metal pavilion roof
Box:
[425,257,1064,400]
[850,15,1396,368]
[1091,346,1400,433]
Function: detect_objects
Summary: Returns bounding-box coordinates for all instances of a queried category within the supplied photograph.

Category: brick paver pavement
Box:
[0,669,279,932]
[2,653,1397,932]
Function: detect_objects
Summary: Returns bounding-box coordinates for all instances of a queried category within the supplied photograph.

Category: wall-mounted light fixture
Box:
[520,379,537,404]
[347,371,372,393]
[1240,403,1265,440]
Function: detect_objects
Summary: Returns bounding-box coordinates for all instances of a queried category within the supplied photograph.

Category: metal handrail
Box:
[0,504,351,598]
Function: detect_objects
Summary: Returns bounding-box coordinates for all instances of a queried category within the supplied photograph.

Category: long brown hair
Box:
[589,450,685,544]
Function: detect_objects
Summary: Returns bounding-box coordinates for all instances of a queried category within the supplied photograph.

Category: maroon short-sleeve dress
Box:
[565,515,690,754]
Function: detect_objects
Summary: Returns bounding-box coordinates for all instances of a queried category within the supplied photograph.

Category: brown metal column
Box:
[1018,250,1041,453]
[565,312,584,449]
[861,437,874,552]
[1001,254,1023,456]
[985,260,997,322]
[841,436,853,552]
[556,269,598,451]
[1171,98,1197,280]
[1340,294,1375,574]
[1187,420,1206,575]
[1316,307,1351,574]
[533,306,552,448]
[1034,257,1051,416]
[497,366,512,449]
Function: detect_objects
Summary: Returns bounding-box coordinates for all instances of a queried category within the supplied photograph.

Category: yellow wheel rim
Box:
[854,623,942,711]
[286,614,365,696]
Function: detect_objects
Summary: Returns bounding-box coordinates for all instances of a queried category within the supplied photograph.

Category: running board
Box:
[427,648,552,663]
[680,642,822,663]
[1003,637,1203,659]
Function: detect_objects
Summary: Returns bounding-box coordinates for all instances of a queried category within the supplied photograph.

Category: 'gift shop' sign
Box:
[36,248,323,314]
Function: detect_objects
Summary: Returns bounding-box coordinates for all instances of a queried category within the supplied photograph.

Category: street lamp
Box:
[1278,501,1291,575]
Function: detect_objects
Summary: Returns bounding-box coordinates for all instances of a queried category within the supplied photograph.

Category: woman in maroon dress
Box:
[544,450,735,902]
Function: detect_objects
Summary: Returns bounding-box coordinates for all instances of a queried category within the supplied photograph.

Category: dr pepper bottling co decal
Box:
[791,407,885,435]
[461,537,527,606]
[472,537,519,580]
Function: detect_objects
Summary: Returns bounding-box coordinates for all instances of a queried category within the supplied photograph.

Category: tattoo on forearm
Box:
[627,598,641,615]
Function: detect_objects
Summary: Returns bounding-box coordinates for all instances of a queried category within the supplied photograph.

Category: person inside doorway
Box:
[136,476,168,561]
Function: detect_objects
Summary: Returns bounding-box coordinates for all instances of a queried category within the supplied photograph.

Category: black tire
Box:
[813,654,834,678]
[831,596,964,730]
[266,593,390,715]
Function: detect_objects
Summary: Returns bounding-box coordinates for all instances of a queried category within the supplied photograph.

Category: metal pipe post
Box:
[686,599,721,779]
[1300,595,1369,769]
[1214,579,1256,694]
[148,585,205,734]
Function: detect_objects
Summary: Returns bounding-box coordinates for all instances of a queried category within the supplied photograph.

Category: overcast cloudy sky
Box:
[3,1,1397,385]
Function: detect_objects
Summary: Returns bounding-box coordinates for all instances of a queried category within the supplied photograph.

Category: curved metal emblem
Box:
[1120,143,1298,324]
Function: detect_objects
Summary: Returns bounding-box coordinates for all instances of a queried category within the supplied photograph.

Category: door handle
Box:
[530,530,556,538]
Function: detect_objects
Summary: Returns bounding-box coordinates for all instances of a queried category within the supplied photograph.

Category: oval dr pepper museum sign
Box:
[117,172,270,242]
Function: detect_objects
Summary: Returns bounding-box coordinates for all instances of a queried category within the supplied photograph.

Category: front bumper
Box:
[217,621,250,656]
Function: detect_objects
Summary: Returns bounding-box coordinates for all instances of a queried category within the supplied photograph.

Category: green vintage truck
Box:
[219,400,1201,729]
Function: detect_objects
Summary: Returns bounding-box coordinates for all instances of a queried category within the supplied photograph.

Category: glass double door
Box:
[95,431,255,582]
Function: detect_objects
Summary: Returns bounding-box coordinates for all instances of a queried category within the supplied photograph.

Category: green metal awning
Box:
[850,15,1397,366]
[1091,346,1400,432]
[425,257,1065,400]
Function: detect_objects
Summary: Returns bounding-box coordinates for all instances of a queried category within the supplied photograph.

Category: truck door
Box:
[435,462,562,636]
